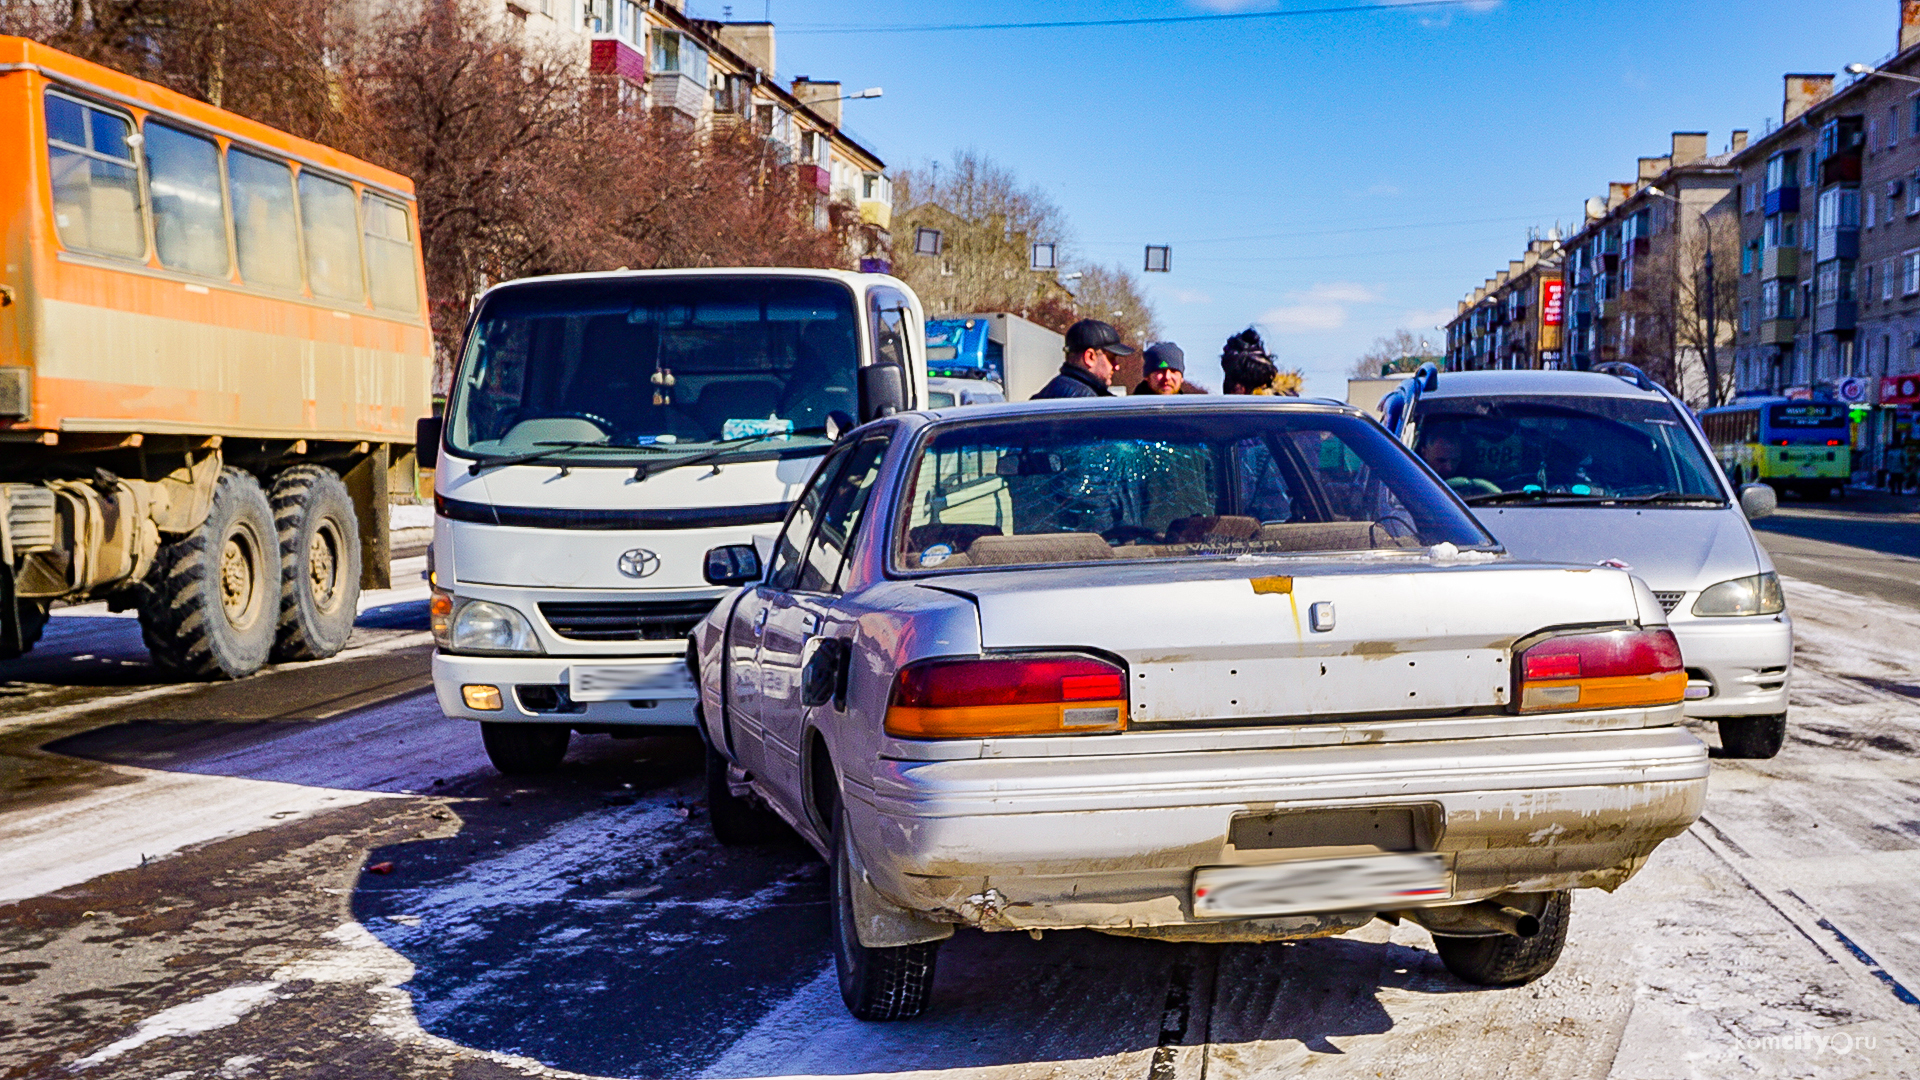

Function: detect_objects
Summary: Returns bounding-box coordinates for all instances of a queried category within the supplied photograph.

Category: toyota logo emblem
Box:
[617,548,661,579]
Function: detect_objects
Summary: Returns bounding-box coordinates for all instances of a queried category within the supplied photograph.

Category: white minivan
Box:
[1386,366,1792,757]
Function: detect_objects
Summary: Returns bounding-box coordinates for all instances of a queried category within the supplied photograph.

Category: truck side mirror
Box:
[1738,483,1777,521]
[416,415,443,470]
[704,544,763,586]
[859,363,906,421]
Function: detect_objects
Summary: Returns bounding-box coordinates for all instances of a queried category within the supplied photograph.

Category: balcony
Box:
[796,164,830,194]
[1816,229,1859,262]
[649,71,706,120]
[1762,246,1799,280]
[1757,319,1799,345]
[1765,187,1801,215]
[860,200,891,229]
[1816,301,1858,334]
[589,36,646,84]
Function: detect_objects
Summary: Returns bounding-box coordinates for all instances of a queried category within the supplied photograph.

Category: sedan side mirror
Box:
[1738,483,1777,521]
[704,544,763,586]
[859,363,906,420]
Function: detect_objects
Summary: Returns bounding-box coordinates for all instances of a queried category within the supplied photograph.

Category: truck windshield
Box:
[447,276,859,461]
[1413,395,1725,505]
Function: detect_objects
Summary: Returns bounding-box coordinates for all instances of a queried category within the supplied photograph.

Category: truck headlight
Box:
[1690,572,1786,617]
[432,590,544,654]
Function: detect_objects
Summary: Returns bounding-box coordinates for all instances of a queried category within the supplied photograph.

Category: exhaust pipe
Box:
[1457,901,1540,938]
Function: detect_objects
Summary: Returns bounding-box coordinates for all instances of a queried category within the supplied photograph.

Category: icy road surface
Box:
[2,572,1917,1079]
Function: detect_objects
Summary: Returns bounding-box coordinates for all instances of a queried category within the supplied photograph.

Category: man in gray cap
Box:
[1032,319,1134,399]
[1133,342,1206,395]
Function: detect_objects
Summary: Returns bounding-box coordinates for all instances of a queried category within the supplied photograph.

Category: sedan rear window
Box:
[894,408,1493,571]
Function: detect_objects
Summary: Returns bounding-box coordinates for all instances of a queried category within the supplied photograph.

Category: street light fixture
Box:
[1848,63,1920,85]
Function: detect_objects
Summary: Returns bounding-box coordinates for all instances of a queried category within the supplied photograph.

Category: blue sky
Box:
[702,0,1893,396]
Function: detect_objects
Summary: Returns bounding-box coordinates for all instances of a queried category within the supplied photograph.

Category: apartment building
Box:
[1444,236,1565,372]
[1728,0,1920,476]
[1556,133,1742,403]
[469,0,892,254]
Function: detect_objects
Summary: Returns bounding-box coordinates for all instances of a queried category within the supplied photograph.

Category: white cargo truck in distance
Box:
[422,269,928,774]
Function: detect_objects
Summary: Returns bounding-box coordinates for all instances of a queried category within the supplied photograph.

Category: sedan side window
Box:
[797,435,892,593]
[768,449,850,590]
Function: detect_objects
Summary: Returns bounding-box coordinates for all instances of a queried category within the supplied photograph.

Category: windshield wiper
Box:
[466,439,675,476]
[1461,490,1608,506]
[630,427,829,481]
[1603,490,1726,506]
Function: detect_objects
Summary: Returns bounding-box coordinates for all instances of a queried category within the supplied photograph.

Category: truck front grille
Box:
[539,599,718,641]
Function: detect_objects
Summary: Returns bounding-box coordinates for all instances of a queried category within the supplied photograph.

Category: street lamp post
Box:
[1645,186,1724,408]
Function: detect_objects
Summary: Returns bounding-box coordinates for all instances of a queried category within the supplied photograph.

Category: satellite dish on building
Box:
[1585,196,1607,221]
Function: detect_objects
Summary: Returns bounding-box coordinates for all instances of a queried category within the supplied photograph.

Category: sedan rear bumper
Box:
[850,726,1708,934]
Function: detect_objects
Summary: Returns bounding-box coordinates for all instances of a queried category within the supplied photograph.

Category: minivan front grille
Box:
[1653,591,1686,614]
[539,599,718,641]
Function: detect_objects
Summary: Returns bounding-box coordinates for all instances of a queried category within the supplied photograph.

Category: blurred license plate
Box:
[1192,853,1450,918]
[568,664,695,703]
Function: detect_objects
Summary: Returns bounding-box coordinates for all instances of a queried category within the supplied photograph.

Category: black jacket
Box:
[1031,363,1113,400]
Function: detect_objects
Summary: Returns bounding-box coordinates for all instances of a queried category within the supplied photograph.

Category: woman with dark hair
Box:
[1220,328,1282,395]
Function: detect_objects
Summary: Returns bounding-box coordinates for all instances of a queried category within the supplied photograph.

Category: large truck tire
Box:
[138,467,279,680]
[0,596,48,661]
[269,465,362,662]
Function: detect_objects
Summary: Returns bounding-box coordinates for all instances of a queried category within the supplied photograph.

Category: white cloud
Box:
[1257,282,1383,334]
[1169,287,1215,305]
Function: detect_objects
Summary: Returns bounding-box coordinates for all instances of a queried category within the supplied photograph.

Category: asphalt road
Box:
[3,557,1919,1079]
[1751,494,1920,611]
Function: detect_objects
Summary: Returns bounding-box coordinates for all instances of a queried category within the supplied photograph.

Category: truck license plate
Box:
[1192,853,1450,918]
[568,664,696,703]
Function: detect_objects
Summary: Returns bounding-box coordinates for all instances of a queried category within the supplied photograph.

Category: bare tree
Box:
[890,151,1074,325]
[1619,208,1739,407]
[1349,329,1442,379]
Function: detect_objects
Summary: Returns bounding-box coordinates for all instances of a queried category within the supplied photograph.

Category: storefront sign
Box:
[1883,373,1920,405]
[1839,376,1868,403]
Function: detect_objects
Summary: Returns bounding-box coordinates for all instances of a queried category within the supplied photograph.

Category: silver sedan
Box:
[691,396,1707,1020]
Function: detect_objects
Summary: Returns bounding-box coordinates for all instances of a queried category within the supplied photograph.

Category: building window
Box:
[1893,104,1902,148]
[1871,118,1881,151]
[1864,263,1874,302]
[1904,251,1920,296]
[1763,280,1783,320]
[1766,152,1797,192]
[1741,299,1753,332]
[1742,239,1757,274]
[1911,93,1920,136]
[1867,192,1878,228]
[1886,257,1897,301]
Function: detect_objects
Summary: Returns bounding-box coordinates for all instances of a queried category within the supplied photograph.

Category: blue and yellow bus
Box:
[1698,397,1850,500]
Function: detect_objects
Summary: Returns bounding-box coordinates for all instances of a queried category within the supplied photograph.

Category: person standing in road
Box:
[1133,342,1207,395]
[1032,319,1133,399]
[1220,328,1281,395]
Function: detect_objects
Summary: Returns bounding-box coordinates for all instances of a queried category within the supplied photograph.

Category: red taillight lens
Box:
[887,655,1129,738]
[1516,628,1685,713]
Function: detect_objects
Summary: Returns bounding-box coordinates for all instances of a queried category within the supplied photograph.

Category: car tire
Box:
[270,465,362,662]
[706,742,790,845]
[480,721,570,774]
[831,804,939,1020]
[1433,890,1571,986]
[1718,714,1787,759]
[138,467,279,679]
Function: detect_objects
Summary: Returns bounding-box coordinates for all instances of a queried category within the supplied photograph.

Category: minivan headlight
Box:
[1690,572,1786,617]
[432,591,544,654]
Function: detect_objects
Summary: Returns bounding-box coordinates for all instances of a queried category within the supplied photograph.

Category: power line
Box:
[783,1,1486,35]
[1076,208,1566,248]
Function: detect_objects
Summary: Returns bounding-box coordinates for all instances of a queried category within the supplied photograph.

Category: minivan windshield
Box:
[1413,395,1725,506]
[446,276,859,463]
[894,408,1493,572]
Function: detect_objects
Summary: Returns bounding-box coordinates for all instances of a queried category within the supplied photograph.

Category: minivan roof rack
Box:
[1592,362,1659,393]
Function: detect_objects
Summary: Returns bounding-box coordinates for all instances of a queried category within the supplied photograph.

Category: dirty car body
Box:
[691,396,1708,1016]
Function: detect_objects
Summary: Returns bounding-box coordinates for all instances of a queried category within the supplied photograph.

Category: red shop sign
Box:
[1884,373,1920,405]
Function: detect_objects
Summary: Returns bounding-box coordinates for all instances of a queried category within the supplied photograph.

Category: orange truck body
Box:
[0,35,432,442]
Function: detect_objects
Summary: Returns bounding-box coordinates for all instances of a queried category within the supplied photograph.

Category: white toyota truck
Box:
[422,268,928,774]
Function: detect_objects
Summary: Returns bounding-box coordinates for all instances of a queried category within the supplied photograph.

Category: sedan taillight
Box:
[1515,628,1686,713]
[884,654,1129,738]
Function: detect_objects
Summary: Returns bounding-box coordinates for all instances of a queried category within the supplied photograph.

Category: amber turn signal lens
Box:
[1516,628,1686,713]
[884,655,1129,738]
[462,684,503,711]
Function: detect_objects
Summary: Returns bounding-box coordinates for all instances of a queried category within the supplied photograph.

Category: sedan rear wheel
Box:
[831,804,939,1020]
[1718,714,1787,759]
[1433,890,1571,986]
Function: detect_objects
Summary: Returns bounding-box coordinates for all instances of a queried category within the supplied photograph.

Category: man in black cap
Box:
[1032,319,1133,399]
[1133,342,1206,395]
